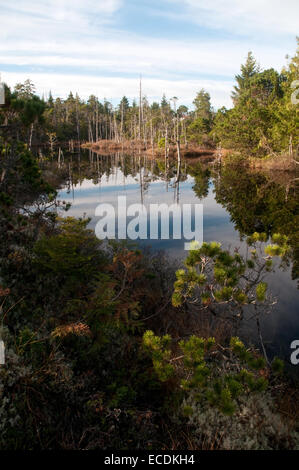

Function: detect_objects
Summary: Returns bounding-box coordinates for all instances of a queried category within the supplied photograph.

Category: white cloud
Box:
[0,0,296,109]
[0,0,121,21]
[0,0,122,41]
[0,30,290,79]
[175,0,299,36]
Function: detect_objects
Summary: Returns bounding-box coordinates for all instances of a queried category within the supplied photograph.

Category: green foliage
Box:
[214,40,299,156]
[256,282,267,302]
[143,330,174,381]
[171,238,287,311]
[143,331,269,416]
[188,163,211,199]
[158,137,165,148]
[214,165,298,282]
[271,357,284,375]
[34,217,104,279]
[187,117,211,144]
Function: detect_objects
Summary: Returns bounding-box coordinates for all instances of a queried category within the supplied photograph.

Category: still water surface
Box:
[58,150,298,369]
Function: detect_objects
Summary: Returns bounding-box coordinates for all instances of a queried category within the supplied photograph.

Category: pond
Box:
[58,149,298,372]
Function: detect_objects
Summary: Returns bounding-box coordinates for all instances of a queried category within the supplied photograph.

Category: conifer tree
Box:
[231,51,259,104]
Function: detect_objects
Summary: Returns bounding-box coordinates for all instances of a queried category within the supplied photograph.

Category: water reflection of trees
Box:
[49,150,298,282]
[187,163,211,199]
[212,166,298,283]
[180,160,298,284]
[54,148,188,202]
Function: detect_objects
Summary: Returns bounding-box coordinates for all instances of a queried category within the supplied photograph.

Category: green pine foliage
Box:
[214,39,299,157]
[143,331,272,416]
[171,235,288,312]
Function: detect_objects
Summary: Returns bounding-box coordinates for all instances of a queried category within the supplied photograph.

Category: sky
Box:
[0,0,298,109]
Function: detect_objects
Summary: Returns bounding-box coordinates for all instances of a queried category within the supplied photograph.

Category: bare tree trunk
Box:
[176,139,181,176]
[289,135,293,159]
[96,106,99,142]
[29,123,34,150]
[165,127,168,170]
[150,118,154,155]
[76,104,80,144]
[139,75,142,141]
[121,101,124,141]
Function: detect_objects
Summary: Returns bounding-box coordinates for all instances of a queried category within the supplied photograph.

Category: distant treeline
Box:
[0,39,298,158]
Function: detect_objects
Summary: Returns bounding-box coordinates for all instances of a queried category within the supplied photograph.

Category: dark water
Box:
[58,150,298,371]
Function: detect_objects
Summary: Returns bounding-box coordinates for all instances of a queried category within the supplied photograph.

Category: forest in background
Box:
[1,39,298,161]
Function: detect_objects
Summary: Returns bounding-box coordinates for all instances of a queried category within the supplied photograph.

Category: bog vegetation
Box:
[0,40,298,450]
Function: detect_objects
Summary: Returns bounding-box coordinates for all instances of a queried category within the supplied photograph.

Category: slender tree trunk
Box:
[139,76,142,141]
[29,123,34,150]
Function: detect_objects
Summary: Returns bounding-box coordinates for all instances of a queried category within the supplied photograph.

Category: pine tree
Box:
[161,93,168,109]
[232,51,259,104]
[193,89,212,121]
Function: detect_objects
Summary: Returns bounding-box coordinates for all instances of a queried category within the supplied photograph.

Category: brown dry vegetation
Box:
[248,154,298,171]
[220,150,299,172]
[82,139,217,159]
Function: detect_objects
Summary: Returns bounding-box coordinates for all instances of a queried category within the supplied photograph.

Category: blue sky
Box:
[0,0,298,109]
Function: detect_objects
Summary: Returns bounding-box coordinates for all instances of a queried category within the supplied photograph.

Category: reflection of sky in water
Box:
[58,165,298,368]
[59,170,234,243]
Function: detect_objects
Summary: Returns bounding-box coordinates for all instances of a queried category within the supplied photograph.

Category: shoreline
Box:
[81,139,217,159]
[81,140,297,171]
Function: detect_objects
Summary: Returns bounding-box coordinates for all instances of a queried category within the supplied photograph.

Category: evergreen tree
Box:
[231,51,259,104]
[161,93,169,109]
[193,89,212,121]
